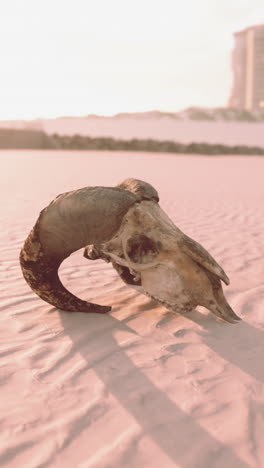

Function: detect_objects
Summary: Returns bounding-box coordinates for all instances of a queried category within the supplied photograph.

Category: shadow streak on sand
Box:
[60,311,248,468]
[186,310,264,383]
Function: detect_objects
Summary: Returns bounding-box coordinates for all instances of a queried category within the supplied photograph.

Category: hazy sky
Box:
[0,0,263,119]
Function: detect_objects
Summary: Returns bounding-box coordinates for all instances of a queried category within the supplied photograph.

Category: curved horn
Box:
[20,186,138,313]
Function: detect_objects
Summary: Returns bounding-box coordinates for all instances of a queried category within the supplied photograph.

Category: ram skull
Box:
[20,178,240,323]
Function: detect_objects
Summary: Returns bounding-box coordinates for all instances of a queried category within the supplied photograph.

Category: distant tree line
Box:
[0,128,264,155]
[0,128,54,149]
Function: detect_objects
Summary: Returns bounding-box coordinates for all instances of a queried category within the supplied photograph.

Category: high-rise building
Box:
[229,24,264,111]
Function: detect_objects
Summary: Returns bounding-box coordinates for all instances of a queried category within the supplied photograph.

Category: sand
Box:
[1,150,264,468]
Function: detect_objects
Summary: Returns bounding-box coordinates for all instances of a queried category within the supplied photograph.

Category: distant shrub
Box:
[187,109,215,121]
[0,128,55,149]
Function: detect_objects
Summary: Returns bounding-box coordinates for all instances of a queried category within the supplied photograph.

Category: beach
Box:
[1,150,264,467]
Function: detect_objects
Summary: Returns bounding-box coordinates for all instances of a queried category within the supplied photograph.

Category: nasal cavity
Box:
[126,234,161,264]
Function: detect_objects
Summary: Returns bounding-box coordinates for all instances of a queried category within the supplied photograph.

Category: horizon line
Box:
[0,105,256,122]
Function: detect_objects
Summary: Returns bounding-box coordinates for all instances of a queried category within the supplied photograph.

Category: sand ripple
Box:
[0,151,264,467]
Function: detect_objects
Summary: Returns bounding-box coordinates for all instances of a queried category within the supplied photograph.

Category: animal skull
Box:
[84,200,240,323]
[20,178,240,323]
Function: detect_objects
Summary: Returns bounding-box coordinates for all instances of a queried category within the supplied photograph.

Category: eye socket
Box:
[126,234,161,264]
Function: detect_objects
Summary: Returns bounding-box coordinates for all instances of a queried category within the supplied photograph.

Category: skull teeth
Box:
[145,292,194,313]
[145,292,179,310]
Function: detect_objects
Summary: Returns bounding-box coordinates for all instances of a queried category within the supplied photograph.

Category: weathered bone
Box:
[20,178,240,322]
[85,201,240,323]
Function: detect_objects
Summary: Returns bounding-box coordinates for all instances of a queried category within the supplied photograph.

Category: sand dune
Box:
[1,150,264,467]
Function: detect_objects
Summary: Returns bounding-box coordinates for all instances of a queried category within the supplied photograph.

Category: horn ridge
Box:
[116,178,159,202]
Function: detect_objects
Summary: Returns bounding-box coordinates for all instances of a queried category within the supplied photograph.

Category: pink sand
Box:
[1,150,264,467]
